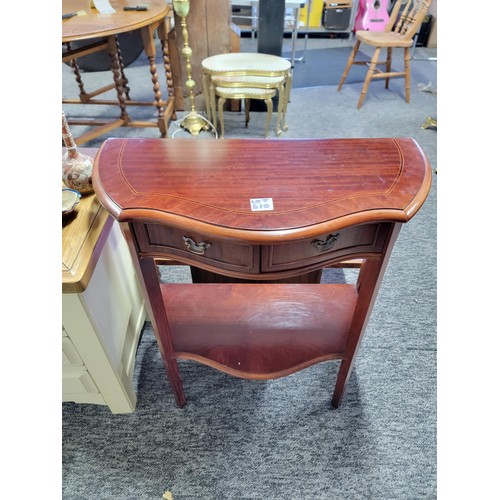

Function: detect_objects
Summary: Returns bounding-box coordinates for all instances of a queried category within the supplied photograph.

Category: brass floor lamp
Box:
[172,0,214,137]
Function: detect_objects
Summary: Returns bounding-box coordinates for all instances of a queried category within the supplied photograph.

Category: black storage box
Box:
[323,2,352,31]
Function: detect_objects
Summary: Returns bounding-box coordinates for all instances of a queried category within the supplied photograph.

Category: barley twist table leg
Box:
[141,24,167,136]
[65,42,90,103]
[115,36,131,100]
[108,36,131,123]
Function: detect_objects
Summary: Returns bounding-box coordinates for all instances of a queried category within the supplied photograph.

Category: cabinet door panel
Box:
[62,337,84,366]
[62,368,100,395]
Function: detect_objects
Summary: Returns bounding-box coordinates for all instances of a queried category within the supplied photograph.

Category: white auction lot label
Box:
[250,198,274,211]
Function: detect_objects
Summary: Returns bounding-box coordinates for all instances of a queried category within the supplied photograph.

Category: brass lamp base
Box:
[179,112,209,136]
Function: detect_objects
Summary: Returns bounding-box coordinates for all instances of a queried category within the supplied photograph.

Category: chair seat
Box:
[355,30,415,48]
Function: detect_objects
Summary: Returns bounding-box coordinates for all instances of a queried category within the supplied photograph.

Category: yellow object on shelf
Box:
[299,0,324,28]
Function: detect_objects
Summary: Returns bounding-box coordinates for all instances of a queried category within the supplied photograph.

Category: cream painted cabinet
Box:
[62,152,146,413]
[62,221,146,413]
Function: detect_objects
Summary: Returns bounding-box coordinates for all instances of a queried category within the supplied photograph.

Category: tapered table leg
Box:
[332,223,402,408]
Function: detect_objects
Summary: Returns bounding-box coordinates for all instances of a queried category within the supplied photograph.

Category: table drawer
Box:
[134,223,260,274]
[261,223,390,272]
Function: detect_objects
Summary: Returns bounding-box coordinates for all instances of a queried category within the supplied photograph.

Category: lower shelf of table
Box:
[161,283,358,379]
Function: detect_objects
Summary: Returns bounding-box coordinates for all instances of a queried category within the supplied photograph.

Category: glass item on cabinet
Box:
[61,111,94,194]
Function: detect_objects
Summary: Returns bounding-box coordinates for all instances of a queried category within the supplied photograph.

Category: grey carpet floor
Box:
[62,43,437,500]
[284,46,369,87]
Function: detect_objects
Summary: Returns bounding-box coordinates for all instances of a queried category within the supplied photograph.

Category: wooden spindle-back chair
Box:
[338,0,433,109]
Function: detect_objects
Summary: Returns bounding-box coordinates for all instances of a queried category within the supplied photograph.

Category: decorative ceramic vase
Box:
[62,111,94,194]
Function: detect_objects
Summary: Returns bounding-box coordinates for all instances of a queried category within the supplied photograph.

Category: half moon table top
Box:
[93,137,432,243]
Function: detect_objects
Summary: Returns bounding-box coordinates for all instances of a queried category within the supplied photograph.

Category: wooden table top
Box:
[93,137,432,243]
[62,0,170,42]
[62,148,114,294]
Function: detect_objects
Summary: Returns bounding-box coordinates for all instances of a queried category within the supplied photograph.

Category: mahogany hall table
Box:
[62,0,175,145]
[93,137,432,409]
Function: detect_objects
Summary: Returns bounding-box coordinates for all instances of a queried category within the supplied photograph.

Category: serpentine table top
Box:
[92,137,431,241]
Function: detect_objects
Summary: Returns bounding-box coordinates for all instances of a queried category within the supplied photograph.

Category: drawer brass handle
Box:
[311,233,340,252]
[183,236,212,255]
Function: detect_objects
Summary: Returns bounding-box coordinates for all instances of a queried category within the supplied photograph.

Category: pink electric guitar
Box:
[354,0,389,32]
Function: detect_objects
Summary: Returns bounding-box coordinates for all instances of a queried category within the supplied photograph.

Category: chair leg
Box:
[264,97,273,138]
[218,96,226,138]
[404,47,411,103]
[357,47,381,109]
[210,82,217,130]
[276,83,284,136]
[385,47,392,89]
[338,39,361,91]
[244,98,250,128]
[281,72,292,132]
